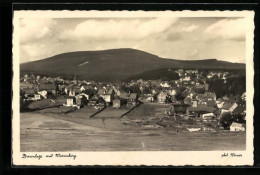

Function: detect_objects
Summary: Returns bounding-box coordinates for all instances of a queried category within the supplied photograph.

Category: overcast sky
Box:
[20,17,246,63]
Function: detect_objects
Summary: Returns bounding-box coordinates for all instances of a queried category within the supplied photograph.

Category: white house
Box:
[34,94,42,100]
[38,90,47,99]
[182,76,191,81]
[201,113,215,119]
[167,89,177,96]
[66,98,75,106]
[230,122,245,132]
[160,82,170,88]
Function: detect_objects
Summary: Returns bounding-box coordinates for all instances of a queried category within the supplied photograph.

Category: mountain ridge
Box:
[20,48,245,81]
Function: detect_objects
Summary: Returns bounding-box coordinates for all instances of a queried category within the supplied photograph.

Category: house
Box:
[206,97,216,107]
[191,100,198,107]
[188,107,217,118]
[113,98,121,108]
[204,92,216,101]
[119,92,129,105]
[64,84,74,94]
[182,76,191,81]
[127,93,138,106]
[214,108,221,119]
[69,89,76,97]
[75,93,89,106]
[232,105,246,115]
[201,113,215,120]
[34,94,42,100]
[184,97,192,105]
[221,102,238,114]
[66,85,81,97]
[75,97,83,107]
[172,104,190,115]
[241,92,246,101]
[80,85,94,92]
[216,98,225,108]
[75,93,89,100]
[230,122,245,131]
[66,97,75,106]
[197,99,207,107]
[37,84,57,96]
[157,91,168,103]
[144,94,154,103]
[98,88,115,105]
[88,94,102,106]
[160,82,171,88]
[23,88,36,98]
[167,89,177,96]
[38,90,48,99]
[139,94,154,103]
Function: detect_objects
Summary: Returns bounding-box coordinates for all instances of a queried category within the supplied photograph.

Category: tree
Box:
[175,91,185,102]
[194,88,205,94]
[165,96,172,103]
[220,112,233,129]
[84,89,97,99]
[220,113,245,129]
[129,84,140,93]
[143,86,151,94]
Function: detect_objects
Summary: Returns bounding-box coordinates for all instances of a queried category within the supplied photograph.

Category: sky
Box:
[19,17,247,63]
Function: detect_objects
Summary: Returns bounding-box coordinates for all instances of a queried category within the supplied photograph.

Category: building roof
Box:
[23,88,36,95]
[119,92,129,100]
[188,107,217,113]
[157,91,167,96]
[90,94,100,101]
[98,88,114,95]
[233,105,246,114]
[129,93,137,99]
[38,84,56,91]
[230,122,243,128]
[222,102,235,110]
[75,93,89,98]
[106,89,114,95]
[113,98,121,102]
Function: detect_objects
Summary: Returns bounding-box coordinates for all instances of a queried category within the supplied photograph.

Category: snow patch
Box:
[78,61,89,66]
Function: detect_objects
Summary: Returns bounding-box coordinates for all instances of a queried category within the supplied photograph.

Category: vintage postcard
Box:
[12,10,255,166]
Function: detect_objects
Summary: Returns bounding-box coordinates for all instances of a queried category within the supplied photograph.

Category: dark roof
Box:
[98,89,106,95]
[207,100,216,106]
[106,89,114,95]
[222,102,235,110]
[90,94,100,101]
[65,84,75,90]
[233,105,246,114]
[119,92,129,100]
[38,84,56,91]
[98,88,114,95]
[173,104,190,107]
[23,88,36,95]
[188,107,217,113]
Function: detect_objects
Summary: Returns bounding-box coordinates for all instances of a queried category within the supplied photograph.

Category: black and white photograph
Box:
[12,10,254,166]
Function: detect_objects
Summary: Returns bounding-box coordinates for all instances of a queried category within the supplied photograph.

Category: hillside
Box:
[20,48,245,82]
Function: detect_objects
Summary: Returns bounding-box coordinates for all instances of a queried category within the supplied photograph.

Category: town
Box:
[20,68,246,133]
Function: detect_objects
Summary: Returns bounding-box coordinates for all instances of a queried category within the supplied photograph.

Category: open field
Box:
[20,110,246,152]
[94,107,129,118]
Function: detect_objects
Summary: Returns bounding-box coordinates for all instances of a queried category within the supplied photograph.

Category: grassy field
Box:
[94,107,129,118]
[20,109,246,152]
